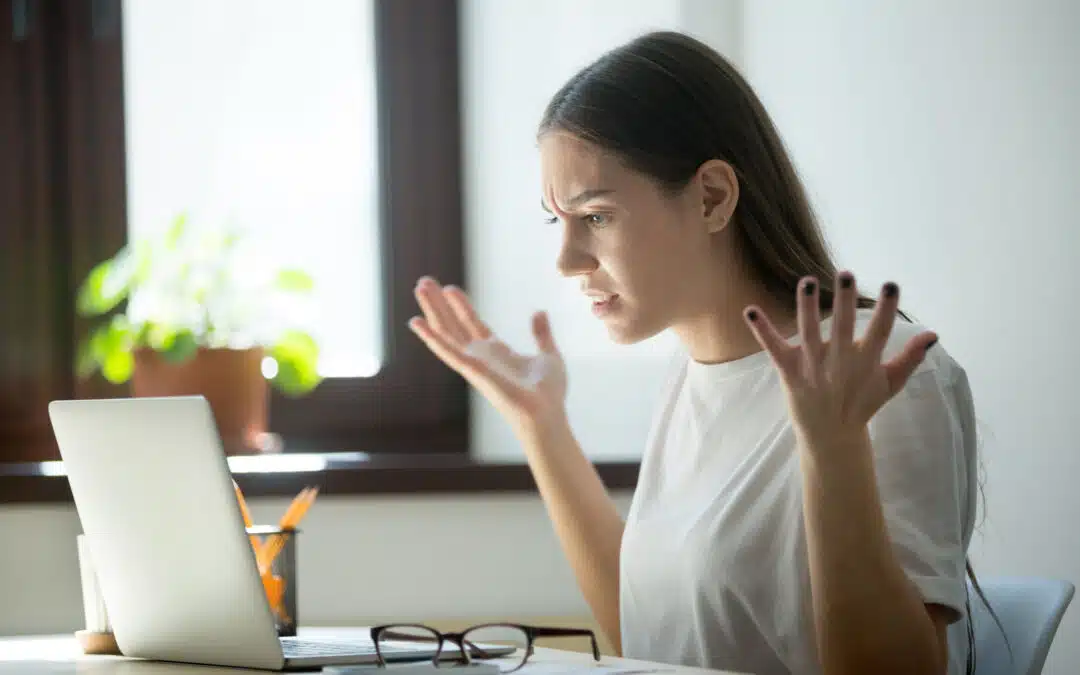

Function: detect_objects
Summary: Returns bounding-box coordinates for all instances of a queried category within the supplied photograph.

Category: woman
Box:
[409,31,979,675]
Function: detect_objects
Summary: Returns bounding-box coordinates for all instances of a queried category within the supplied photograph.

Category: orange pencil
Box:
[278,486,318,530]
[233,480,261,555]
[288,486,319,529]
[260,486,320,572]
[233,480,254,527]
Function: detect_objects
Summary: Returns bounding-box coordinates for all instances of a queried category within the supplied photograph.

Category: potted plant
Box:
[74,213,323,454]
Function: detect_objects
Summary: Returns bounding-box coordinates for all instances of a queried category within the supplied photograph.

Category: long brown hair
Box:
[539,30,998,674]
[538,30,874,315]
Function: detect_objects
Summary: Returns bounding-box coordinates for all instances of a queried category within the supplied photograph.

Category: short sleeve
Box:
[867,360,975,621]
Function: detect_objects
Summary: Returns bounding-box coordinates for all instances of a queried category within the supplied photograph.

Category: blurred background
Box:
[1,0,1077,671]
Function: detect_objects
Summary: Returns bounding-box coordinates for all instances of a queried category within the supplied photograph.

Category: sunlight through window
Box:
[121,0,383,378]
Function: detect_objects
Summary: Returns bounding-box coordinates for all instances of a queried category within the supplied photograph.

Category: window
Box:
[122,0,384,379]
[0,0,468,463]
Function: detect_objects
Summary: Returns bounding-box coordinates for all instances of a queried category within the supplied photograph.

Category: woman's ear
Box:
[697,160,739,234]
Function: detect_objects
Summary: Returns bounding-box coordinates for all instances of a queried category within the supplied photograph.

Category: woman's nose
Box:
[555,233,598,278]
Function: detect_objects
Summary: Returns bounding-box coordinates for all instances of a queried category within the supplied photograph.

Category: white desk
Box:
[0,627,743,675]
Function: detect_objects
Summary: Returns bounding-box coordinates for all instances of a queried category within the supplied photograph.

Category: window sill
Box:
[0,451,641,504]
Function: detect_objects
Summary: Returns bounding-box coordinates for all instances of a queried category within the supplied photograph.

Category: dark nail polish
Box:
[925,338,938,352]
[804,281,816,295]
[840,274,853,289]
[747,309,758,321]
[883,282,898,298]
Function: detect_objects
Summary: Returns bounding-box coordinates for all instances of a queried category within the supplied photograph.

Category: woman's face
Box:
[539,132,726,344]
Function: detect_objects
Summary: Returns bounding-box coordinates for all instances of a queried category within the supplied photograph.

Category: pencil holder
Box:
[246,525,299,637]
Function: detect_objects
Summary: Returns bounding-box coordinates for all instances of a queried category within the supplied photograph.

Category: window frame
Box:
[0,0,128,464]
[266,0,469,456]
[0,0,469,462]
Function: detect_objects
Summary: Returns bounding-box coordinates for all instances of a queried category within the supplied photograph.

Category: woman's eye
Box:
[543,213,609,227]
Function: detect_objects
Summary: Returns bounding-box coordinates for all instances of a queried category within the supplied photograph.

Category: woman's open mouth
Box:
[587,293,620,318]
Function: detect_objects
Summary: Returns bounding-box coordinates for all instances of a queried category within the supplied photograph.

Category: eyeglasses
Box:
[370,622,601,672]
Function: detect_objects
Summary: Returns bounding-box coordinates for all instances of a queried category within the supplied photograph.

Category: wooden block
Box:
[75,630,121,655]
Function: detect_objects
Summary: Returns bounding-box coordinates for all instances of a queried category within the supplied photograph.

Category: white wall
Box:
[741,1,1080,672]
[0,494,633,636]
[461,0,740,463]
[0,0,739,638]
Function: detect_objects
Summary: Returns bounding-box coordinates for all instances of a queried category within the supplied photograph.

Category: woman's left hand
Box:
[743,271,938,446]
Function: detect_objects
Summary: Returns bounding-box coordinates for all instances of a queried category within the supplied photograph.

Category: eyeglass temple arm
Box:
[527,628,601,660]
[528,627,593,637]
[377,628,441,643]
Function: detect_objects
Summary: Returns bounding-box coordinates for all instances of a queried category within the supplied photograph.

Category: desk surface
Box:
[0,627,743,675]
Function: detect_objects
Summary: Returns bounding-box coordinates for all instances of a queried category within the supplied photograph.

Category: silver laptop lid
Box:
[49,395,286,670]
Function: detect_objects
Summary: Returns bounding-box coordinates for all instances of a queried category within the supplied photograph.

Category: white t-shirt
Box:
[619,308,977,675]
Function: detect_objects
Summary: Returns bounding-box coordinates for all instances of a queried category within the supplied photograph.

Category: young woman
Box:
[408,31,979,675]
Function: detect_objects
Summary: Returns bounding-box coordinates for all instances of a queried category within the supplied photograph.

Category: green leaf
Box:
[101,349,134,384]
[271,359,321,396]
[76,262,110,316]
[76,247,138,317]
[131,238,155,286]
[131,321,153,350]
[268,330,322,396]
[146,323,179,351]
[76,316,136,383]
[274,269,314,293]
[274,329,319,363]
[164,212,188,250]
[161,330,199,364]
[77,263,116,316]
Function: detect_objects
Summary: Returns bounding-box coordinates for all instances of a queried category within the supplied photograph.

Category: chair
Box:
[968,576,1075,675]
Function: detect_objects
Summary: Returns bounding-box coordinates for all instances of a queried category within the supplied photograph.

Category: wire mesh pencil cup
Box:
[247,525,299,637]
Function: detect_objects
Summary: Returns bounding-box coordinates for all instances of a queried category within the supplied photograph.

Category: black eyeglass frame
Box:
[370,622,602,671]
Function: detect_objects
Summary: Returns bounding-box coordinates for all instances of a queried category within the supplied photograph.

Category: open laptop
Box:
[48,395,514,671]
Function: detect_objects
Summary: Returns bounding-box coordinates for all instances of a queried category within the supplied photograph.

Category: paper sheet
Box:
[513,663,677,675]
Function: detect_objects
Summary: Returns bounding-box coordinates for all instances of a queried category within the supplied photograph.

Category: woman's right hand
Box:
[408,277,569,435]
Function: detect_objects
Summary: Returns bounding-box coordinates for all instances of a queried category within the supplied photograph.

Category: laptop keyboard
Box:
[279,636,428,658]
[280,637,376,657]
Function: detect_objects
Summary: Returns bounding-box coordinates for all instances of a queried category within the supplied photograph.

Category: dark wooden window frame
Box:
[268,0,470,456]
[3,0,472,458]
[1,0,127,464]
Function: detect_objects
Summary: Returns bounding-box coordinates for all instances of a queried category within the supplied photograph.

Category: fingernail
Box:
[804,280,816,295]
[840,274,853,289]
[925,338,938,352]
[746,309,758,321]
[883,282,898,298]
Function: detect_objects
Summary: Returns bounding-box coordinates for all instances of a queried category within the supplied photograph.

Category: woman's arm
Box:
[800,428,948,675]
[741,271,955,675]
[405,280,625,653]
[518,416,626,655]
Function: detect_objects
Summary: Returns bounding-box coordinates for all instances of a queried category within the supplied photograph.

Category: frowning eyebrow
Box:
[540,188,616,212]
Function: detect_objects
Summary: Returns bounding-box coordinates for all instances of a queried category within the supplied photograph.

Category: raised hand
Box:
[742,271,938,447]
[408,277,569,433]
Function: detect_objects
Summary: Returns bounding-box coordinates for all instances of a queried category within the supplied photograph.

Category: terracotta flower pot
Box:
[131,347,269,455]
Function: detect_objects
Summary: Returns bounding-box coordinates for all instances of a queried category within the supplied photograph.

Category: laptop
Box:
[48,395,514,671]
